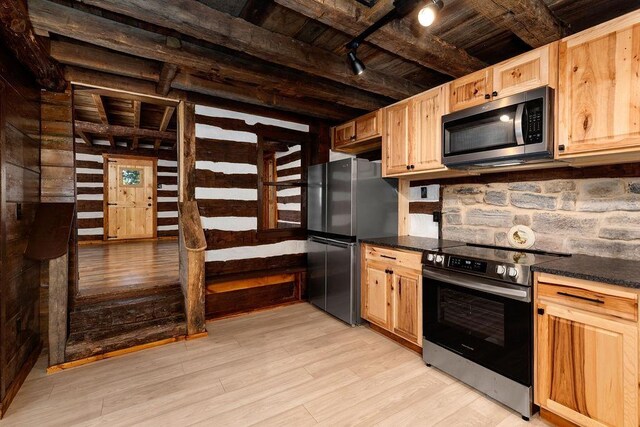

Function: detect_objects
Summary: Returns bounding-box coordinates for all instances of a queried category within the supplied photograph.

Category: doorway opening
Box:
[72,85,180,299]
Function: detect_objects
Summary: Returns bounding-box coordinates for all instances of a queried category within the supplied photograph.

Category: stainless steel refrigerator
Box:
[307,158,398,325]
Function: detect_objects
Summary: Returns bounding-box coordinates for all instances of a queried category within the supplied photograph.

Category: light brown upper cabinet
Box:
[332,110,382,154]
[448,68,492,113]
[383,86,448,177]
[448,43,558,113]
[557,11,640,160]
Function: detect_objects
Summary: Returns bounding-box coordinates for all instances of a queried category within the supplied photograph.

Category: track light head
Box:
[418,0,444,27]
[347,49,366,76]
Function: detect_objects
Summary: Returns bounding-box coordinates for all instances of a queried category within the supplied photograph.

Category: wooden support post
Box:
[179,101,196,202]
[48,252,69,366]
[397,179,410,236]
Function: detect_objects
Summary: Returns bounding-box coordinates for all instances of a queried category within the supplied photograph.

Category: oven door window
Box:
[424,278,531,386]
[445,105,519,156]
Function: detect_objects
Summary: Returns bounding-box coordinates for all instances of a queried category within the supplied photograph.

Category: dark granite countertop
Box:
[359,236,465,253]
[532,254,640,289]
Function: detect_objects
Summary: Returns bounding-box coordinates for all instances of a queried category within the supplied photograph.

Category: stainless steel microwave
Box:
[442,86,553,168]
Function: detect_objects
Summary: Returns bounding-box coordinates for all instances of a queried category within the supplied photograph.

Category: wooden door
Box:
[391,267,421,345]
[411,87,446,173]
[537,301,638,426]
[362,261,391,329]
[355,110,381,141]
[104,155,157,240]
[333,121,356,148]
[492,42,557,100]
[383,100,411,176]
[448,68,492,112]
[557,15,640,157]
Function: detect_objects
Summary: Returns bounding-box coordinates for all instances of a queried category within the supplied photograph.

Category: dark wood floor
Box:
[77,240,179,298]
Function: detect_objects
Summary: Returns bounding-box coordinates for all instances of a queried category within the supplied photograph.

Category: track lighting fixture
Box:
[345,0,445,75]
[347,44,366,76]
[418,0,444,27]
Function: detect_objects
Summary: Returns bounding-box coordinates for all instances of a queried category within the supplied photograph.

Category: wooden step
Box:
[65,315,187,361]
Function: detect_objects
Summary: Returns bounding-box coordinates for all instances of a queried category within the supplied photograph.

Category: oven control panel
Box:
[422,250,530,286]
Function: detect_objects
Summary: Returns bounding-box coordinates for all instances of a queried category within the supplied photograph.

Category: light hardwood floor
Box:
[77,240,179,297]
[3,304,552,426]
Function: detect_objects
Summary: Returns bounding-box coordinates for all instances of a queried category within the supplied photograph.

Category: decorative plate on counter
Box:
[508,225,535,249]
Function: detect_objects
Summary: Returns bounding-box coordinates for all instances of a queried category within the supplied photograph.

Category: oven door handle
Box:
[423,269,531,302]
[514,103,526,146]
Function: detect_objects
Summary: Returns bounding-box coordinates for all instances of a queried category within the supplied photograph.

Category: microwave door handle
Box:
[514,103,526,146]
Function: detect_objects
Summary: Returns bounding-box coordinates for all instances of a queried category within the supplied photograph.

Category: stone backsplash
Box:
[442,178,640,260]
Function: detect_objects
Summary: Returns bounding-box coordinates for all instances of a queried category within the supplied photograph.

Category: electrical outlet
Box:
[420,187,428,199]
[16,203,22,220]
[433,211,442,223]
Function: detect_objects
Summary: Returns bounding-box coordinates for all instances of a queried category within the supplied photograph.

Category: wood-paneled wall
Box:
[194,104,310,287]
[41,90,74,203]
[74,143,179,241]
[0,44,42,417]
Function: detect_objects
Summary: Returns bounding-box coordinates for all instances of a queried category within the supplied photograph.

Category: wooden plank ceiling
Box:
[16,0,640,121]
[73,87,178,151]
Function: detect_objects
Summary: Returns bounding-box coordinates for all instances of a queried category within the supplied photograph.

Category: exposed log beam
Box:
[465,0,566,47]
[67,0,424,99]
[76,130,93,145]
[157,63,178,96]
[75,120,177,140]
[131,99,141,149]
[64,66,359,121]
[0,0,66,90]
[240,0,276,25]
[42,17,391,112]
[274,0,486,77]
[51,39,160,81]
[91,94,115,147]
[155,105,175,149]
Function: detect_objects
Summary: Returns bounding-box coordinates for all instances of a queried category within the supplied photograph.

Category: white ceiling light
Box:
[418,0,444,27]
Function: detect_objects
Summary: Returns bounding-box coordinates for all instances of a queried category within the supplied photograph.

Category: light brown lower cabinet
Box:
[361,244,422,347]
[535,273,639,427]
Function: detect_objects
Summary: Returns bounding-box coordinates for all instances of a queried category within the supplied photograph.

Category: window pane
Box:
[121,168,142,186]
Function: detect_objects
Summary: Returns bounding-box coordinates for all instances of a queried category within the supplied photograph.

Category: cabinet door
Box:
[333,121,356,148]
[448,68,492,112]
[391,268,422,345]
[492,42,557,100]
[558,17,640,157]
[382,101,411,176]
[355,110,381,141]
[362,261,391,329]
[411,86,446,172]
[537,301,638,426]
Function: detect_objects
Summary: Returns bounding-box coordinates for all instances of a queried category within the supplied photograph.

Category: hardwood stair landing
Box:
[66,284,187,361]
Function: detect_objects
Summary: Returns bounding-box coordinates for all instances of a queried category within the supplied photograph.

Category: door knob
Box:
[492,91,498,97]
[484,94,490,100]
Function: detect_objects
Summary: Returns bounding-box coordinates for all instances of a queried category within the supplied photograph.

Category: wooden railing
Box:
[178,201,207,336]
[24,203,75,367]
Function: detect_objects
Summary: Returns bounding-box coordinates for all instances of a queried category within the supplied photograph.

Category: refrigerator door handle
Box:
[323,238,355,248]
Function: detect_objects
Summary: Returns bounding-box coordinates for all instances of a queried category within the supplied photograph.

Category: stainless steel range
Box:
[422,244,569,420]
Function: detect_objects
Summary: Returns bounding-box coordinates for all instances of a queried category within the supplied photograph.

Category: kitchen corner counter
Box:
[359,236,464,253]
[532,254,640,290]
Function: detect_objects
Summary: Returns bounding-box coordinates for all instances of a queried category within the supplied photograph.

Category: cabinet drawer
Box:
[364,245,422,270]
[537,276,638,322]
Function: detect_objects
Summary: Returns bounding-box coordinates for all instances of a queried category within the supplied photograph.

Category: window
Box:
[121,168,143,186]
[257,137,307,232]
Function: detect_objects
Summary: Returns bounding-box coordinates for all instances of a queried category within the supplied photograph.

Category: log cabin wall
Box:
[74,144,179,242]
[0,44,42,416]
[194,104,311,317]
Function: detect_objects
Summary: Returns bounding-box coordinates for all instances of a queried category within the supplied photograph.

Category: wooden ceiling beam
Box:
[0,0,66,90]
[76,129,93,145]
[75,120,177,140]
[157,63,178,96]
[43,19,390,112]
[155,105,175,150]
[59,0,424,99]
[465,0,566,47]
[91,93,116,147]
[273,0,486,77]
[131,99,141,150]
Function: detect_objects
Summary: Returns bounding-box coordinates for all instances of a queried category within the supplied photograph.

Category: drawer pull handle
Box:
[380,255,397,260]
[557,291,604,304]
